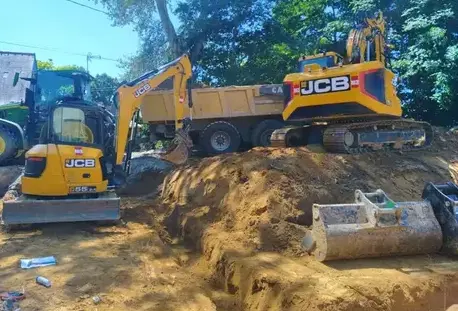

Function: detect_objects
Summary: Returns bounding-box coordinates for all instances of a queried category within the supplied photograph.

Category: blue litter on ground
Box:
[20,256,57,269]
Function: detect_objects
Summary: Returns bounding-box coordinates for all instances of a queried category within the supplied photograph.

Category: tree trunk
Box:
[155,0,180,57]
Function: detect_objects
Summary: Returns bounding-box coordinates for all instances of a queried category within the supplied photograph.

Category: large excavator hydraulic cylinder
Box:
[303,189,442,261]
[422,182,458,255]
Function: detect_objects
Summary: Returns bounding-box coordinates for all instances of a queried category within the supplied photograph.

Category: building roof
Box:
[0,51,37,106]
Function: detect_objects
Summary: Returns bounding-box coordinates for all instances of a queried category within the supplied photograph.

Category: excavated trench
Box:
[155,128,458,311]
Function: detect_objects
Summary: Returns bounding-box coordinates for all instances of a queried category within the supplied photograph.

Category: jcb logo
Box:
[300,76,350,96]
[65,159,96,168]
[134,83,152,98]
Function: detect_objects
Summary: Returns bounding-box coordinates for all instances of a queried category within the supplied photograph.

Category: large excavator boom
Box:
[346,12,386,64]
[114,54,192,167]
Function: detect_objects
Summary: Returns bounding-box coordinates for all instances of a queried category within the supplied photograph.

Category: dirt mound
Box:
[157,128,458,310]
[162,129,458,255]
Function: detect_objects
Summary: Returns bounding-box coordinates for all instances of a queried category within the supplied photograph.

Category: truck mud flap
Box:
[303,189,442,261]
[422,182,458,255]
[2,192,120,225]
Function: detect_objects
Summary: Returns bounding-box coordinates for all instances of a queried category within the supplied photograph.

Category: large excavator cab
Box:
[298,52,342,72]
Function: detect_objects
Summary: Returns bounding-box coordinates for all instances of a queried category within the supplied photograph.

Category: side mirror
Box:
[13,72,20,86]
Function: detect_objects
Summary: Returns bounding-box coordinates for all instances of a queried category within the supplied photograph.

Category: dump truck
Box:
[141,84,284,155]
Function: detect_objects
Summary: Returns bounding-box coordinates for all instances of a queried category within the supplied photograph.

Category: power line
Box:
[0,40,120,62]
[63,0,109,15]
[0,40,86,57]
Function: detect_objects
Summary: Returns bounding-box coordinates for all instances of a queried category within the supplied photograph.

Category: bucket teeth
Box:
[422,182,458,255]
[309,189,443,261]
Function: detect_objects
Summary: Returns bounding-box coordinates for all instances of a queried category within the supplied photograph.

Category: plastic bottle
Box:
[36,276,51,288]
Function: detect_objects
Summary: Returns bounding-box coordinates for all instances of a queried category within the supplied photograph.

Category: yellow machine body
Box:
[271,12,433,153]
[22,144,107,196]
[283,60,401,122]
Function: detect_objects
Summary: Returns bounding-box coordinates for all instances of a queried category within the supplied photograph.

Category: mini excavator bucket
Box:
[422,182,458,255]
[303,189,442,261]
[156,128,193,165]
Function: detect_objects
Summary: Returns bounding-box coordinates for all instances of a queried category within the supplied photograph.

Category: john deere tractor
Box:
[0,51,93,165]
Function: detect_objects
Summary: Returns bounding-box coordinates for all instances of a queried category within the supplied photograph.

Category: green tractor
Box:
[0,51,93,165]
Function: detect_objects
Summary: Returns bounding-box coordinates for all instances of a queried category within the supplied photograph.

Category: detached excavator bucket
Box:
[2,192,120,226]
[303,189,442,261]
[422,182,458,255]
[156,129,193,165]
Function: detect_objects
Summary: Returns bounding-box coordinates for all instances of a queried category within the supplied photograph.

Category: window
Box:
[52,107,101,145]
[298,56,336,72]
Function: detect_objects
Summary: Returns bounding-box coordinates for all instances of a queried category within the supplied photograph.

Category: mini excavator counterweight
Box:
[2,55,193,226]
[271,13,433,153]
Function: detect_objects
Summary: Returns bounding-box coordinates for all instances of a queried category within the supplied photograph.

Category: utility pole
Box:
[86,52,101,73]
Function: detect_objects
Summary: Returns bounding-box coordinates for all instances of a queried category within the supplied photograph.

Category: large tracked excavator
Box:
[2,55,193,225]
[271,12,433,153]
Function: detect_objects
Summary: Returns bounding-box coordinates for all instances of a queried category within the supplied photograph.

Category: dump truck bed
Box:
[140,84,284,123]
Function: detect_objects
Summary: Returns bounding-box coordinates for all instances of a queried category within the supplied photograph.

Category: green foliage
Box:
[37,59,85,71]
[91,73,119,105]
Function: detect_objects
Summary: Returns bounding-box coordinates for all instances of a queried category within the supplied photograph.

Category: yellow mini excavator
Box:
[2,54,193,225]
[271,12,433,153]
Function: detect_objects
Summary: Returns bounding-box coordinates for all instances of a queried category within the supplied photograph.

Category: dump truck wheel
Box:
[251,120,284,147]
[200,121,241,155]
[0,127,19,164]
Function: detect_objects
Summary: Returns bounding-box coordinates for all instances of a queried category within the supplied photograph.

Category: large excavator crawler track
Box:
[270,119,433,154]
[323,119,433,154]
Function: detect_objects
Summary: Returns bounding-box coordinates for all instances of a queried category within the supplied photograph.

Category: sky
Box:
[0,0,141,77]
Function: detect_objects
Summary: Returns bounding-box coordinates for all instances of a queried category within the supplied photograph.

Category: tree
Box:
[118,20,168,81]
[95,0,276,82]
[91,73,119,105]
[37,59,85,71]
[392,0,458,125]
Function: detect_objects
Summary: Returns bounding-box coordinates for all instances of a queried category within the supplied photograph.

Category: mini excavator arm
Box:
[114,54,193,167]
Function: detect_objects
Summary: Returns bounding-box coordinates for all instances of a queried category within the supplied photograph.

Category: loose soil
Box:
[1,128,458,310]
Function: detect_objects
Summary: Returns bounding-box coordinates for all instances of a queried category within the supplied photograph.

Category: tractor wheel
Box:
[0,127,20,165]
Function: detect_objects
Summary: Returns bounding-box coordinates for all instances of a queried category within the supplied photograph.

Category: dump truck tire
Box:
[0,127,19,164]
[252,119,284,147]
[200,121,241,155]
